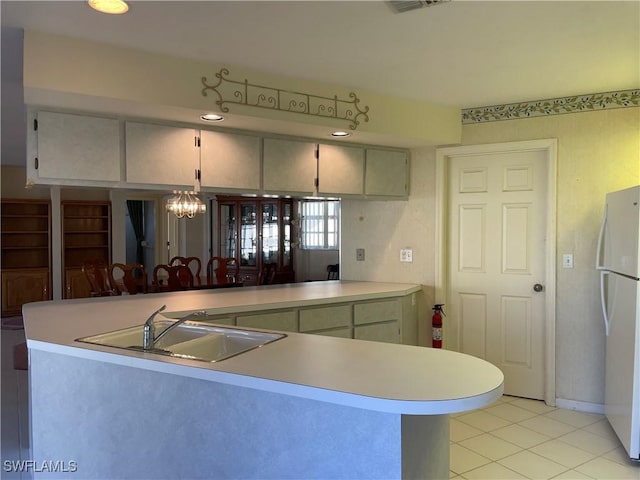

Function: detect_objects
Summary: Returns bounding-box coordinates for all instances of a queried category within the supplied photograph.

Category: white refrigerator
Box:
[596,185,640,461]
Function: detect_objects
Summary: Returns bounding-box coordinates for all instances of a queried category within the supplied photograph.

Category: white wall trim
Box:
[50,186,62,300]
[435,139,558,406]
[555,398,605,415]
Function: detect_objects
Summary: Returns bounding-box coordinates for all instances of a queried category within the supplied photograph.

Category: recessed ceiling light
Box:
[200,113,225,122]
[87,0,129,14]
[331,131,351,138]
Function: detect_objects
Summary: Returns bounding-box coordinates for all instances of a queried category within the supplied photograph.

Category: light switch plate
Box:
[356,248,365,261]
[562,254,574,269]
[400,249,413,263]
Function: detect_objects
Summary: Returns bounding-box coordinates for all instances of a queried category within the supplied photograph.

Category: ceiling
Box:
[2,0,639,108]
[1,1,638,167]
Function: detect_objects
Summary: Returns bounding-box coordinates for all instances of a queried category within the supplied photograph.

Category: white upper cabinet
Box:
[200,130,261,191]
[263,138,317,195]
[125,122,199,187]
[317,144,365,196]
[33,111,121,182]
[365,149,409,197]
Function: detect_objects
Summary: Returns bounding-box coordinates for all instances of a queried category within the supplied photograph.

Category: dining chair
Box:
[169,256,202,278]
[108,263,148,295]
[258,262,277,285]
[82,261,119,297]
[327,264,339,280]
[206,257,239,285]
[153,264,194,291]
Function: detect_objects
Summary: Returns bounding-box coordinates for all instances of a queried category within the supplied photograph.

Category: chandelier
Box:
[166,191,206,219]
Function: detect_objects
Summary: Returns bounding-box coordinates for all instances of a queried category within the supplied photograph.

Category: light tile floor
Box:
[450,396,640,479]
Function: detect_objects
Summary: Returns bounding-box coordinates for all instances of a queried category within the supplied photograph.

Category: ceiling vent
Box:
[387,0,450,14]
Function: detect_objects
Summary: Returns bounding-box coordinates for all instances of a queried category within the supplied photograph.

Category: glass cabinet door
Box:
[216,196,295,285]
[261,202,279,265]
[219,203,236,258]
[240,203,257,267]
[282,201,292,268]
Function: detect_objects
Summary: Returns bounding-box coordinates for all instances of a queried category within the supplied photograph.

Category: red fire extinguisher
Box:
[432,304,445,348]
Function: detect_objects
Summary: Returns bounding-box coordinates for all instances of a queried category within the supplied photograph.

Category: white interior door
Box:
[446,148,549,400]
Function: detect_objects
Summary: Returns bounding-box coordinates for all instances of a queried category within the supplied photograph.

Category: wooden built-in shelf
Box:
[61,201,112,299]
[1,199,52,316]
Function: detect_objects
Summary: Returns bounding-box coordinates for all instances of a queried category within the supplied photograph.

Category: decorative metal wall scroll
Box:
[462,89,640,124]
[202,68,370,130]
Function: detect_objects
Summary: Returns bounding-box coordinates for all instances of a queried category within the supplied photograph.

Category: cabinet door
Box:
[263,138,316,195]
[125,122,199,186]
[365,149,409,197]
[200,130,261,191]
[64,268,92,299]
[236,310,297,332]
[318,144,364,195]
[299,305,351,332]
[36,111,120,182]
[310,327,352,339]
[354,321,401,344]
[1,270,50,316]
[354,299,400,325]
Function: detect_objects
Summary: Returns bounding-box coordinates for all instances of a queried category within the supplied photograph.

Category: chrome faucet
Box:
[142,305,206,350]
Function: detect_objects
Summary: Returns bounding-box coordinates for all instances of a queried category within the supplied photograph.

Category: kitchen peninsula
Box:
[23,281,504,479]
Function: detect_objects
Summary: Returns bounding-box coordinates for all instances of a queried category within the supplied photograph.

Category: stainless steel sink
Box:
[76,321,286,363]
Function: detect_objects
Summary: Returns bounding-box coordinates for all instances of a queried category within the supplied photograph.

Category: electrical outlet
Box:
[562,254,574,269]
[400,249,413,263]
[356,248,365,261]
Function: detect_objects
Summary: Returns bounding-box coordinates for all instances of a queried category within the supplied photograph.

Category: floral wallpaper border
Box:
[461,89,639,124]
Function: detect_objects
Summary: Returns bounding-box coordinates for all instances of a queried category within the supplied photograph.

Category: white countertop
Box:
[23,281,503,415]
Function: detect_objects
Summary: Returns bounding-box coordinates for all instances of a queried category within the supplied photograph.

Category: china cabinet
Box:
[1,200,51,316]
[217,196,294,286]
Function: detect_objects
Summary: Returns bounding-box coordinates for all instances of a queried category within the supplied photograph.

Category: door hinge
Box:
[33,119,38,131]
[35,157,39,170]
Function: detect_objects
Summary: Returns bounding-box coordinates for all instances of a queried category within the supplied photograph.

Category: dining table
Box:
[148,276,243,293]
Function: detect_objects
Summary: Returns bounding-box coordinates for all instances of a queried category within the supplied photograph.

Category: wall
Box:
[1,166,48,199]
[295,249,340,282]
[341,146,437,345]
[340,107,639,405]
[461,107,639,406]
[23,30,461,148]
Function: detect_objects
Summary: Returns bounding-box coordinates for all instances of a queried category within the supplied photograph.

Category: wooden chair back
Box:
[108,263,148,295]
[258,263,277,285]
[82,261,119,297]
[206,257,239,285]
[327,264,339,280]
[153,264,194,291]
[169,256,202,278]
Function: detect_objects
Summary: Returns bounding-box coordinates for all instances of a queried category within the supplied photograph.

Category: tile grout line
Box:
[450,396,636,479]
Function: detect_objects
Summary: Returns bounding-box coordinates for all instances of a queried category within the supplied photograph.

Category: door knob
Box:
[533,283,544,292]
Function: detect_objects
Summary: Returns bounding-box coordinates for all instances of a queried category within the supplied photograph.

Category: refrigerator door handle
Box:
[595,204,608,270]
[599,270,611,336]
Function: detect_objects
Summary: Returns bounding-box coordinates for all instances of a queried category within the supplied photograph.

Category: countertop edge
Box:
[28,339,504,415]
